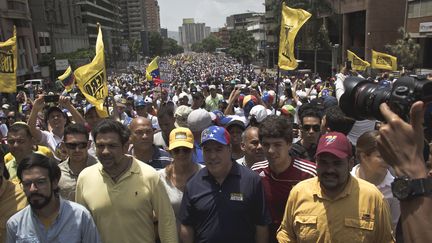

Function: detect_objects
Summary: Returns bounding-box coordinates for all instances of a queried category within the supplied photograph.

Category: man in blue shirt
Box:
[6,153,100,243]
[179,125,271,243]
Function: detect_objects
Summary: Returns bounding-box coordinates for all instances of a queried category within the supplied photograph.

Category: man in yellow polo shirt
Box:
[277,132,394,243]
[5,122,52,184]
[75,119,178,243]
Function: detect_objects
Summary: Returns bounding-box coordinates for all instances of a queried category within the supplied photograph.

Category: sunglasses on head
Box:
[64,142,88,149]
[301,124,321,132]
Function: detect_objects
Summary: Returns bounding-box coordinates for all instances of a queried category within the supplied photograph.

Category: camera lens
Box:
[340,76,391,121]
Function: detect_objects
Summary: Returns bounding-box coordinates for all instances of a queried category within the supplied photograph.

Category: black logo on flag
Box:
[84,69,106,99]
[0,49,14,74]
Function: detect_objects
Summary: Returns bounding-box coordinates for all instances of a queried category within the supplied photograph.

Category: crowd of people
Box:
[0,52,431,243]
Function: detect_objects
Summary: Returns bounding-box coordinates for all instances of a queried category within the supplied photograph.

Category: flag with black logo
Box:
[74,23,109,117]
[347,50,370,71]
[0,26,17,93]
[371,50,397,71]
[278,3,311,70]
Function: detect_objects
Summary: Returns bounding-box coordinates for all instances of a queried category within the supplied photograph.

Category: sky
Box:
[158,0,265,32]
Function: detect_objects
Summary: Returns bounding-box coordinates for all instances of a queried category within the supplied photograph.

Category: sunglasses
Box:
[172,147,192,154]
[301,124,321,132]
[64,142,88,150]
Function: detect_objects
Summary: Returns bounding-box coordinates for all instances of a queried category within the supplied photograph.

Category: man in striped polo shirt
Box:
[252,115,316,243]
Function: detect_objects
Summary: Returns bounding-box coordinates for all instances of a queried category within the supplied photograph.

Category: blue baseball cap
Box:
[135,99,147,107]
[200,125,230,145]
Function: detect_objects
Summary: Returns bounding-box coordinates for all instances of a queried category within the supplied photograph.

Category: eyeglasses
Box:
[172,147,192,154]
[64,142,88,149]
[21,178,49,189]
[301,124,321,132]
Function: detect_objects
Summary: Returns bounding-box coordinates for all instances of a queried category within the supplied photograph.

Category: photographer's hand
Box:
[377,101,428,178]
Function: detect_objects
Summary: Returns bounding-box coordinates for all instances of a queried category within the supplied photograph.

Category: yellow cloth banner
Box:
[278,3,311,70]
[0,26,17,93]
[146,56,159,81]
[347,50,370,71]
[74,24,109,117]
[57,66,75,92]
[371,50,397,71]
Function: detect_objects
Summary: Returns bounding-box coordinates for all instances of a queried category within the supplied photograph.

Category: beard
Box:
[28,192,53,210]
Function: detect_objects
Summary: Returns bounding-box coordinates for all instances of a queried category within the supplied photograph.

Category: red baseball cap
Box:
[316,132,352,159]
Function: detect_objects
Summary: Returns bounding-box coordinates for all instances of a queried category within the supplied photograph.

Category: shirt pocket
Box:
[344,217,375,241]
[294,215,319,241]
[16,236,40,243]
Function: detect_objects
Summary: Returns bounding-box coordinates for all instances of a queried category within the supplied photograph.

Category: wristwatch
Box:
[391,176,432,200]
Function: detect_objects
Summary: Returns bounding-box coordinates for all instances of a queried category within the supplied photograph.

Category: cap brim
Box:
[200,138,228,146]
[169,141,194,150]
[316,149,348,159]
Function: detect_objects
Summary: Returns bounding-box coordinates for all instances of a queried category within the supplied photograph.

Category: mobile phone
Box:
[44,95,60,103]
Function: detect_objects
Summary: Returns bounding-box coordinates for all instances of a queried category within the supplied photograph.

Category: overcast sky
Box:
[158,0,265,32]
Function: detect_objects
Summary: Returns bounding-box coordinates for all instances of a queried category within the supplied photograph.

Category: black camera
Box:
[339,76,432,121]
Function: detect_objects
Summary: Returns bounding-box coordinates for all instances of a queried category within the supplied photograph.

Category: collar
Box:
[313,175,354,201]
[98,155,141,181]
[377,170,394,189]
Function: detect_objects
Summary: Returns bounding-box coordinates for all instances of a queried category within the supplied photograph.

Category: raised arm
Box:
[377,101,432,243]
[27,95,44,142]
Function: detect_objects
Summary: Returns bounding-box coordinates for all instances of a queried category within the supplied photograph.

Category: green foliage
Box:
[128,38,142,61]
[385,27,420,69]
[227,29,257,64]
[55,48,95,60]
[192,35,222,53]
[162,38,184,55]
[149,32,164,57]
[149,32,183,56]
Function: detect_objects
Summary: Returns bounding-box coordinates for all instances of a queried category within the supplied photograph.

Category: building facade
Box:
[0,0,39,81]
[406,0,432,68]
[120,0,146,40]
[178,18,210,51]
[143,0,160,33]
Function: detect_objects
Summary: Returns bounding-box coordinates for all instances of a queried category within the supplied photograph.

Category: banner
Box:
[0,26,17,93]
[58,66,75,92]
[74,23,109,117]
[347,50,370,71]
[145,56,160,81]
[278,3,311,70]
[371,50,397,71]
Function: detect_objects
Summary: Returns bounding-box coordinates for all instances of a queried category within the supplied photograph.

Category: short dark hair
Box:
[157,102,175,119]
[92,119,130,145]
[17,153,61,185]
[259,115,293,143]
[8,122,32,138]
[325,106,355,135]
[298,104,322,125]
[64,123,89,142]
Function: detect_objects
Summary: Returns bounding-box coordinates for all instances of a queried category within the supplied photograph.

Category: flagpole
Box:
[274,0,284,112]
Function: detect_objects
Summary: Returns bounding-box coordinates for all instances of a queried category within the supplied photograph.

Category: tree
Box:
[191,42,204,52]
[162,38,184,55]
[227,29,257,64]
[148,31,163,56]
[385,27,420,69]
[128,38,141,61]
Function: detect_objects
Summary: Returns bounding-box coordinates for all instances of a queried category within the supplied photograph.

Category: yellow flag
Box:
[74,24,109,117]
[146,56,159,81]
[347,50,370,71]
[57,66,75,92]
[278,3,311,70]
[0,26,17,93]
[371,50,397,71]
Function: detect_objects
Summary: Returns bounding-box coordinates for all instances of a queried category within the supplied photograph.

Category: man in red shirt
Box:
[252,115,316,243]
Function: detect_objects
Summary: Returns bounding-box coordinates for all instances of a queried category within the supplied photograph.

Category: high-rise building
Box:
[75,0,122,53]
[120,0,147,40]
[0,0,39,81]
[178,18,210,51]
[29,0,89,56]
[144,0,160,33]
